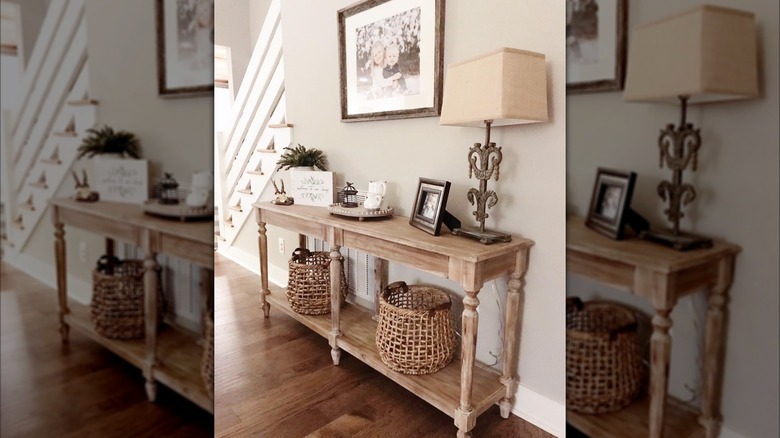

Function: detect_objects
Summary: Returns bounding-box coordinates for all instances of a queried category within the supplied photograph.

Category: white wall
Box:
[3,0,49,66]
[215,0,252,97]
[567,1,779,437]
[274,0,567,434]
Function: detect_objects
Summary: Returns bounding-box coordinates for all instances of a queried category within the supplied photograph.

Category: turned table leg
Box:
[53,219,70,343]
[649,308,673,438]
[329,245,343,365]
[455,288,480,437]
[500,251,528,417]
[258,221,270,317]
[372,257,387,321]
[698,256,733,438]
[143,252,160,402]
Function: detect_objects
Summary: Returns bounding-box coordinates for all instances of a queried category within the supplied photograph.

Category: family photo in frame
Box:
[338,0,445,121]
[566,0,627,93]
[409,178,450,236]
[156,0,214,97]
[585,168,636,239]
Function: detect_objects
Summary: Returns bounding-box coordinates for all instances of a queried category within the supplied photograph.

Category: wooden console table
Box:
[50,198,213,413]
[566,216,739,438]
[254,203,534,437]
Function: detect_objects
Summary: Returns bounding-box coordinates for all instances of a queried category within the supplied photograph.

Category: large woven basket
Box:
[201,310,214,399]
[90,260,163,340]
[566,297,646,414]
[286,248,347,315]
[375,281,456,375]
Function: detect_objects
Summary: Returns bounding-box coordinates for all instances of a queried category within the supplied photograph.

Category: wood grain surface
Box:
[1,263,213,437]
[214,253,554,438]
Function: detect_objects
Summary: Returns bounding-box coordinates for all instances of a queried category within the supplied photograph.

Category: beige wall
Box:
[567,1,779,437]
[276,0,567,431]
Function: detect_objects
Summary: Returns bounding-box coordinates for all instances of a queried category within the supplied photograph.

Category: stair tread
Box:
[67,99,99,106]
[40,158,62,165]
[236,188,252,194]
[268,123,293,128]
[52,131,77,137]
[257,149,276,154]
[246,170,265,175]
[29,182,48,189]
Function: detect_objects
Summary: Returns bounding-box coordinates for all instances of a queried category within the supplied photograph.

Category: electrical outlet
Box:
[278,237,285,254]
[79,242,88,263]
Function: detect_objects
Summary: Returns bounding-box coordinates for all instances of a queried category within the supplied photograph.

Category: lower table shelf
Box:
[567,393,704,438]
[265,290,506,420]
[64,299,213,414]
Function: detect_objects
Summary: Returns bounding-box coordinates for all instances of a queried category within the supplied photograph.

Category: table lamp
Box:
[440,48,549,244]
[623,5,758,250]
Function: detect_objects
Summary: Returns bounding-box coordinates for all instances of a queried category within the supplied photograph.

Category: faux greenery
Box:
[276,143,328,171]
[77,125,141,159]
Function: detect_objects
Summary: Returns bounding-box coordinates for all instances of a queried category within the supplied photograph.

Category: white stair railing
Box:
[216,0,289,248]
[3,0,97,252]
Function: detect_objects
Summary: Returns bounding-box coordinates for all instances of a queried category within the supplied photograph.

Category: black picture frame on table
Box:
[337,0,445,122]
[586,167,637,239]
[409,178,450,236]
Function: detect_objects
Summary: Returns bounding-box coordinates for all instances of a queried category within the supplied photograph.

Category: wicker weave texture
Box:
[201,311,214,399]
[90,260,154,340]
[286,248,347,315]
[375,282,456,375]
[566,299,646,414]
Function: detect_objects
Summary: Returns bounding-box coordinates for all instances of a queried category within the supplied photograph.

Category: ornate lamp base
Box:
[452,226,512,245]
[639,229,713,251]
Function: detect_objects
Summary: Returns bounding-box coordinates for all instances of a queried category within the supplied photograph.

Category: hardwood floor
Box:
[215,253,555,438]
[0,262,213,437]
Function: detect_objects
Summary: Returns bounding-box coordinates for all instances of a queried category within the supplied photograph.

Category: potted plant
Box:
[77,125,142,159]
[275,143,328,171]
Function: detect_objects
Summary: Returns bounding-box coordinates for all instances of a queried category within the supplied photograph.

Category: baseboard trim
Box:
[216,244,287,287]
[720,426,748,438]
[512,384,565,437]
[4,251,91,305]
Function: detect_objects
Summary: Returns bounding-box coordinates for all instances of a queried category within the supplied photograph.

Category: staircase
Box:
[1,0,97,254]
[215,0,289,250]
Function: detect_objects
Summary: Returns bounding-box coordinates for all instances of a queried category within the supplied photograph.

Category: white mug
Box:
[368,180,387,197]
[364,193,384,210]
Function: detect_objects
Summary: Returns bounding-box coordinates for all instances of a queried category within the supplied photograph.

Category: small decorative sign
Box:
[290,170,334,207]
[94,158,149,204]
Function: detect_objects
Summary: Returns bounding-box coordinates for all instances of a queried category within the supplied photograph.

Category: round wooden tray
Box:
[327,204,394,221]
[143,200,213,221]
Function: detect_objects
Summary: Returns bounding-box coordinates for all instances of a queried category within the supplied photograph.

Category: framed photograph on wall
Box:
[156,0,214,97]
[586,167,636,239]
[409,177,450,236]
[338,0,445,122]
[566,0,627,93]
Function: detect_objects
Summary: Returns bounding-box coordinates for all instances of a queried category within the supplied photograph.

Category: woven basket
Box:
[375,281,456,375]
[90,260,163,340]
[201,310,214,399]
[286,248,347,315]
[566,297,646,414]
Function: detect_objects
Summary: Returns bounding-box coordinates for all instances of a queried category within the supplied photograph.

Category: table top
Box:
[49,198,213,246]
[567,216,740,274]
[255,202,534,264]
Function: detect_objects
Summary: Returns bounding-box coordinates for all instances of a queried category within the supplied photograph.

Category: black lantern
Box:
[340,182,359,208]
[160,172,179,204]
